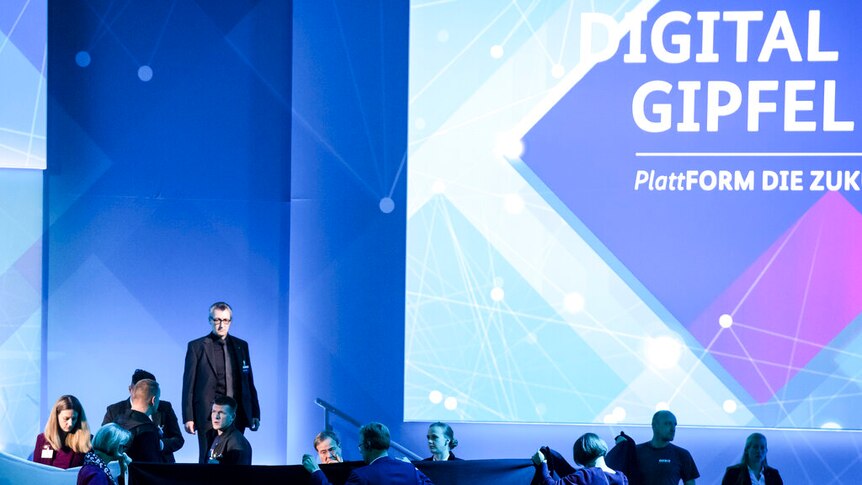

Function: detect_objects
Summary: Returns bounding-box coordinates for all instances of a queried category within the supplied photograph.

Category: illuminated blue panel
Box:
[0,0,46,169]
[406,0,862,429]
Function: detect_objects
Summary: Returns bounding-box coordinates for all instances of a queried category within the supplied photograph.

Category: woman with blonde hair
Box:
[424,422,463,461]
[33,395,92,468]
[78,423,132,485]
[721,433,783,485]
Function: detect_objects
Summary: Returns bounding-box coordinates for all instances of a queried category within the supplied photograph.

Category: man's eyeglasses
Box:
[210,318,232,324]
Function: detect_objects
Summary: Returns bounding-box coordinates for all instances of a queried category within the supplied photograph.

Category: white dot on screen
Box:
[551,64,565,79]
[655,401,670,412]
[603,413,617,424]
[75,51,91,67]
[429,390,443,404]
[379,197,395,213]
[437,30,449,42]
[564,293,585,313]
[495,134,524,159]
[431,180,446,194]
[719,313,733,328]
[490,45,504,59]
[723,399,738,413]
[490,287,505,302]
[504,194,524,214]
[821,422,842,429]
[645,335,682,369]
[444,397,458,410]
[138,65,153,82]
[613,406,626,421]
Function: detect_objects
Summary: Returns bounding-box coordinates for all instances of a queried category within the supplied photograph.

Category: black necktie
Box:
[221,340,234,397]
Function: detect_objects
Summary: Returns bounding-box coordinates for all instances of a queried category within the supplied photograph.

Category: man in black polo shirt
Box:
[636,410,699,485]
[207,396,252,465]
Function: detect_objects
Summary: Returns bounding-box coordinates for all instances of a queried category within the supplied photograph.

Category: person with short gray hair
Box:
[302,422,434,485]
[313,430,343,464]
[78,423,132,485]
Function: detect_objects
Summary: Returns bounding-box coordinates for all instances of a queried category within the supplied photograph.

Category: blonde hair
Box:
[132,378,160,404]
[573,432,608,467]
[93,424,132,457]
[741,432,768,468]
[44,395,92,453]
[429,422,458,450]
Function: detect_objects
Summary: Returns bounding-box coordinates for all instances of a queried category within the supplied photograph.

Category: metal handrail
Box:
[314,398,423,461]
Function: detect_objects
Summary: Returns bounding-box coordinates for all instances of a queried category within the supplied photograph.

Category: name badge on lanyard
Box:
[41,446,54,459]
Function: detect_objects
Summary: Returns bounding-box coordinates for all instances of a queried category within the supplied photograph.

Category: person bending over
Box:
[532,432,628,485]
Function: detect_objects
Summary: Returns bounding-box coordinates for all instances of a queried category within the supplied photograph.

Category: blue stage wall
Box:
[45,0,291,464]
[288,0,411,461]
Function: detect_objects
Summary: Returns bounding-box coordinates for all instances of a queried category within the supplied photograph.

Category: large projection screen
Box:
[405,0,862,430]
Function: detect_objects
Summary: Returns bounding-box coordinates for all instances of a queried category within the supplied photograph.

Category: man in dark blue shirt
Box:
[636,411,699,485]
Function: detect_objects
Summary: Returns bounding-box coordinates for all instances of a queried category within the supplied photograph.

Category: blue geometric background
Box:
[407,0,862,431]
[43,0,291,464]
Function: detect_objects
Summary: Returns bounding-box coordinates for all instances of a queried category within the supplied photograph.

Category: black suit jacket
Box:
[116,409,163,463]
[721,464,783,485]
[182,333,260,432]
[210,425,253,465]
[102,399,184,463]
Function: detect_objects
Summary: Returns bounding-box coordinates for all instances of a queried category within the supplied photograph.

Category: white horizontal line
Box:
[636,152,862,157]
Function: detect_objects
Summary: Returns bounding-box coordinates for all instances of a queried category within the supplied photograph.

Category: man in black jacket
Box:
[207,395,252,465]
[116,378,163,463]
[103,369,184,462]
[182,302,261,463]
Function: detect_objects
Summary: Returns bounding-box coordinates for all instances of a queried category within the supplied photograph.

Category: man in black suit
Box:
[116,378,163,463]
[207,395,252,465]
[182,301,260,463]
[103,369,184,463]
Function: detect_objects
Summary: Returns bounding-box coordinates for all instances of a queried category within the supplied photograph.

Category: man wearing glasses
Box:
[182,301,261,464]
[302,422,434,485]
